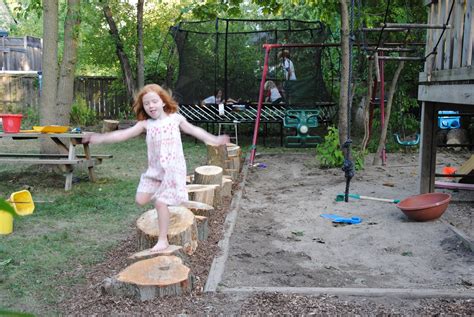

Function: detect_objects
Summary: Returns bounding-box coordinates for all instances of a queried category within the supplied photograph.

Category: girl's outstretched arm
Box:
[83,120,147,144]
[179,117,229,145]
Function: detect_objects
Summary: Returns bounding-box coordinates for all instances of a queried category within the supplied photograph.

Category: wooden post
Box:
[419,101,437,193]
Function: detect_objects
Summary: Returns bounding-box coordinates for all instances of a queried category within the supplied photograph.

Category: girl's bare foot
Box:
[151,240,169,252]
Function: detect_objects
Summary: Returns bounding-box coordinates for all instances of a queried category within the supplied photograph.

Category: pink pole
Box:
[379,52,387,165]
[249,45,272,166]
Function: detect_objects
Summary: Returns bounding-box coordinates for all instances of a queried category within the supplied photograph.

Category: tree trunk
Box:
[40,0,59,154]
[338,0,350,153]
[373,59,405,165]
[136,0,144,89]
[102,3,136,104]
[56,0,81,126]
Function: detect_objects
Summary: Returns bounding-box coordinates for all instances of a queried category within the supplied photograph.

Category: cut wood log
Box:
[127,245,187,264]
[195,215,208,241]
[136,207,198,255]
[187,184,219,208]
[180,200,214,218]
[186,174,194,184]
[225,168,239,181]
[226,143,240,157]
[101,256,193,301]
[229,154,241,173]
[102,119,120,133]
[194,165,223,185]
[221,177,232,198]
[206,143,228,168]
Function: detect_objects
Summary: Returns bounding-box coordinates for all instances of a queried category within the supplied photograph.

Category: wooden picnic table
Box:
[0,131,111,191]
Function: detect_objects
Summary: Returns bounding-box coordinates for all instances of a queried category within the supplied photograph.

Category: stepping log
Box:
[221,177,233,198]
[136,206,198,255]
[187,184,219,208]
[127,245,187,264]
[194,165,223,185]
[180,200,214,218]
[206,143,228,168]
[102,119,120,133]
[101,256,193,301]
[195,215,209,241]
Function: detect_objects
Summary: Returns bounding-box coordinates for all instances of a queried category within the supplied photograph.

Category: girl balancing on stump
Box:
[83,84,230,251]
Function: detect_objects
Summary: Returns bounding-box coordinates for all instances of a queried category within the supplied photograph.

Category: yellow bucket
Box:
[0,210,13,235]
[9,190,35,216]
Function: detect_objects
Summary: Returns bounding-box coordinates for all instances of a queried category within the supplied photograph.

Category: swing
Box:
[393,109,420,146]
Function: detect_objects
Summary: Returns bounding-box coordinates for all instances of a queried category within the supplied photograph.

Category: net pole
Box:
[249,45,271,166]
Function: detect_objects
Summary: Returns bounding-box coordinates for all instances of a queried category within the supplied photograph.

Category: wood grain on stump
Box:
[194,165,223,185]
[136,207,198,255]
[102,256,193,301]
[206,144,228,168]
[180,200,214,218]
[127,245,186,264]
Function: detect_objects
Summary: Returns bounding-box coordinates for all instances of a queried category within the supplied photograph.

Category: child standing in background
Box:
[83,84,229,251]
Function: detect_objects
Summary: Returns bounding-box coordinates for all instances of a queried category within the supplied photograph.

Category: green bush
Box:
[70,97,97,127]
[316,126,365,170]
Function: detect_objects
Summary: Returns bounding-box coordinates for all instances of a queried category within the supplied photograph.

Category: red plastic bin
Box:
[0,114,23,133]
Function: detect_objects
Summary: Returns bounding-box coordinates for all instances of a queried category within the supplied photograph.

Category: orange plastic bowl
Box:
[396,193,451,221]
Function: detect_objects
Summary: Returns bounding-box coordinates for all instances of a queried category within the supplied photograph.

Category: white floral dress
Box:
[137,113,188,205]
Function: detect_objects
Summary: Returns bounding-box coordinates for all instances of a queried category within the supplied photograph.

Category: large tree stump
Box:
[127,245,187,265]
[102,119,120,133]
[101,256,193,301]
[187,184,219,208]
[180,200,214,218]
[136,207,198,255]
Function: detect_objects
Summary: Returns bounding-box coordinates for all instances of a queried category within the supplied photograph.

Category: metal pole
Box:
[249,45,271,166]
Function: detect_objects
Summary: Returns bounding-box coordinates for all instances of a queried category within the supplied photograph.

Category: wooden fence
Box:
[0,73,127,118]
[0,36,42,71]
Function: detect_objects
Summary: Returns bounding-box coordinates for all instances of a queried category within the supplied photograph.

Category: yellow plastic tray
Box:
[33,125,69,133]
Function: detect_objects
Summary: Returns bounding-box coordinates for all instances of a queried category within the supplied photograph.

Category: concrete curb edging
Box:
[221,286,474,299]
[204,155,251,292]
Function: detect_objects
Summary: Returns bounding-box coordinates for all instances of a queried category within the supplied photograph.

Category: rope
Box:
[342,0,356,203]
[424,0,455,59]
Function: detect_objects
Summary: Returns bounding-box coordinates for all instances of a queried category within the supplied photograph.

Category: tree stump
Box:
[180,200,214,218]
[226,143,240,157]
[127,245,186,264]
[221,177,233,198]
[206,143,228,168]
[102,119,120,133]
[195,215,208,240]
[447,128,469,151]
[194,165,223,185]
[186,184,219,208]
[136,207,198,255]
[101,256,193,301]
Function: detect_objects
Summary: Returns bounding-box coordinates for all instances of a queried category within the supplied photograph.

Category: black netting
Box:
[165,18,333,107]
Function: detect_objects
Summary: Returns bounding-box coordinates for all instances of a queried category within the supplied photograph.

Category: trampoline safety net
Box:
[164,18,335,117]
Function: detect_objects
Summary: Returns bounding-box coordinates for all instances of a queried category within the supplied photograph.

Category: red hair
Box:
[132,84,179,120]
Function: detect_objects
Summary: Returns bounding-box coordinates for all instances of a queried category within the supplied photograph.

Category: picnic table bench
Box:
[0,132,112,191]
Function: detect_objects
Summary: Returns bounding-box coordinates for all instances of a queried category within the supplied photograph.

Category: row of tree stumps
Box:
[100,143,242,301]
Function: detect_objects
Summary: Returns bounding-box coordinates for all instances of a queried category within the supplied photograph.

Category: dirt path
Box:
[218,152,473,291]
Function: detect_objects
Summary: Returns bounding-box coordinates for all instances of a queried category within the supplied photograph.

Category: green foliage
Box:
[0,199,16,218]
[21,106,40,128]
[316,126,344,168]
[70,97,97,127]
[316,126,365,170]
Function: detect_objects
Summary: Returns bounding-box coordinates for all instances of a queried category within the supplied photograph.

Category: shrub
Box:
[70,97,97,127]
